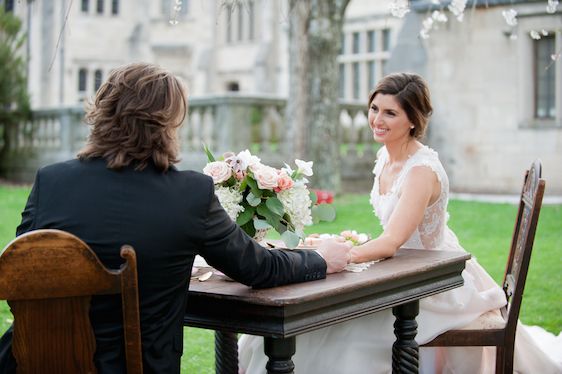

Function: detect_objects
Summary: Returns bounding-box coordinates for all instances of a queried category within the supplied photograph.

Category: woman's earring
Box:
[410,125,415,129]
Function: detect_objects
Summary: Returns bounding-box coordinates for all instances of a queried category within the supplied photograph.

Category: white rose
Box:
[295,159,314,177]
[252,164,279,190]
[237,150,261,169]
[203,161,232,184]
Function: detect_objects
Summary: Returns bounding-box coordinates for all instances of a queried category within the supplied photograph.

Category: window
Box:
[367,30,376,53]
[237,6,243,41]
[368,61,376,90]
[225,5,233,43]
[81,0,89,12]
[248,0,254,40]
[78,68,88,92]
[352,32,360,54]
[352,62,360,99]
[338,26,396,101]
[111,0,119,15]
[94,69,103,92]
[161,0,170,16]
[534,36,556,119]
[96,0,104,14]
[4,0,14,12]
[227,82,240,91]
[339,63,346,98]
[382,29,391,51]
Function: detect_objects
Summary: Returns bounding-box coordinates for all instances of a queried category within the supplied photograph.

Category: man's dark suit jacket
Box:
[0,158,326,373]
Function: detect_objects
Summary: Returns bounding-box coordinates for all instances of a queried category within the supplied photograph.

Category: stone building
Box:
[388,0,561,193]
[2,0,561,193]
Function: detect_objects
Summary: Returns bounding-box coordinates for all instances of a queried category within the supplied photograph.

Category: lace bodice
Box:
[370,145,450,250]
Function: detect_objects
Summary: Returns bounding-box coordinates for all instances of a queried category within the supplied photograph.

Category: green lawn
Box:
[1,185,561,372]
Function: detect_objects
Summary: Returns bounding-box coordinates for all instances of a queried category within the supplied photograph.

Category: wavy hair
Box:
[368,73,433,140]
[78,62,188,171]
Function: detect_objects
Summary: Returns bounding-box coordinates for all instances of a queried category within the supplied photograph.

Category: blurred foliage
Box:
[0,7,30,157]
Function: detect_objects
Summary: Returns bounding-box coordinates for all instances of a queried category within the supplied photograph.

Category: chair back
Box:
[501,160,545,339]
[0,229,143,374]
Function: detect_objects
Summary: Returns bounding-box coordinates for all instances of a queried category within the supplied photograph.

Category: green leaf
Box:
[246,192,261,207]
[281,230,301,249]
[312,204,336,222]
[236,205,255,226]
[256,204,282,232]
[265,197,284,216]
[239,179,248,192]
[203,144,216,162]
[253,218,272,230]
[240,221,256,238]
[309,190,318,205]
[246,177,263,198]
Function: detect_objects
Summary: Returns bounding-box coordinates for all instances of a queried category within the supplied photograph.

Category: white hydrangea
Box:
[277,183,313,234]
[214,186,244,221]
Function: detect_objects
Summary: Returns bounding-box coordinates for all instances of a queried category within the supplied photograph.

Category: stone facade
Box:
[388,1,562,194]
[5,0,561,193]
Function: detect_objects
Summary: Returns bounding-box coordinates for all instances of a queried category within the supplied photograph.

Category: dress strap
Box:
[372,147,387,176]
[394,146,447,195]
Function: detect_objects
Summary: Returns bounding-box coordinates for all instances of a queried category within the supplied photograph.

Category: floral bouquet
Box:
[202,147,335,248]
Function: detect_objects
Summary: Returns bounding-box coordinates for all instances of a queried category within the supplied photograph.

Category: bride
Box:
[238,73,562,373]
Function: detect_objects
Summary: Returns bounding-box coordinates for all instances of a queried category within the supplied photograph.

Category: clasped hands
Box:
[315,238,353,274]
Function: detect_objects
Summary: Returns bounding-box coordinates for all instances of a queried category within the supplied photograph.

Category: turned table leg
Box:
[392,301,420,374]
[215,331,238,374]
[264,336,296,374]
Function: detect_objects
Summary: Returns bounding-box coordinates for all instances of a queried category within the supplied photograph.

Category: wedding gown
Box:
[238,145,562,374]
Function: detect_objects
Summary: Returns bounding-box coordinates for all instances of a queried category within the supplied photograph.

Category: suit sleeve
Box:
[198,180,327,289]
[16,169,40,236]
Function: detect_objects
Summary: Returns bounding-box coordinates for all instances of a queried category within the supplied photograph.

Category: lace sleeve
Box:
[395,146,450,250]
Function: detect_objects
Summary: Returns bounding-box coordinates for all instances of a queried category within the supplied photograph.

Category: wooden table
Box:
[184,248,470,374]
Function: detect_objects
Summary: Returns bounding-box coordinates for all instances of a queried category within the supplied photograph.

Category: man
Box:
[0,62,350,373]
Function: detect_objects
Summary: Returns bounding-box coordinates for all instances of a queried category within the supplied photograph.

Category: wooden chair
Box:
[0,229,143,374]
[421,160,546,374]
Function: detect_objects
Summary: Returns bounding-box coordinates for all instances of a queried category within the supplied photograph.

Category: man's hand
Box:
[315,238,352,274]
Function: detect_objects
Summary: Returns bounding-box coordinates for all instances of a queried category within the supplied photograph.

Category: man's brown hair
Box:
[78,62,188,171]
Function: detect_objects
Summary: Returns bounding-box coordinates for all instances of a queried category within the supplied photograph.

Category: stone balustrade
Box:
[0,94,378,191]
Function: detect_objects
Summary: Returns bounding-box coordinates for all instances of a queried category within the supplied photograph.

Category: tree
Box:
[0,7,30,161]
[286,0,350,193]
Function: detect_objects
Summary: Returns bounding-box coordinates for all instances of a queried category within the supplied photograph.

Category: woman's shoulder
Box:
[406,145,449,187]
[409,145,442,167]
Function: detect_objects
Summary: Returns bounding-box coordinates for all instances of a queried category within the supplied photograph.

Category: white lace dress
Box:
[238,145,562,374]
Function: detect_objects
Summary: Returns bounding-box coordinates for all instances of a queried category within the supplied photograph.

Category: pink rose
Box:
[275,172,294,192]
[203,161,232,184]
[252,165,279,190]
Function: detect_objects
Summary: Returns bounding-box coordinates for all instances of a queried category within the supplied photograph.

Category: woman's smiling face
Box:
[368,93,412,145]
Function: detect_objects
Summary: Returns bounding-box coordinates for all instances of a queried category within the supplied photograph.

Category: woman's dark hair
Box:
[78,62,188,171]
[368,72,433,140]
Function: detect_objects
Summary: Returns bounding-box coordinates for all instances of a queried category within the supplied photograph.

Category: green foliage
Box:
[1,186,561,373]
[0,7,30,124]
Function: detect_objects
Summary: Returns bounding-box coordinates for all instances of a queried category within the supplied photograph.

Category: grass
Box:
[1,186,561,372]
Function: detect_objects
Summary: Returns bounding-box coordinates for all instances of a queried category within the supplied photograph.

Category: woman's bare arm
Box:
[350,165,440,263]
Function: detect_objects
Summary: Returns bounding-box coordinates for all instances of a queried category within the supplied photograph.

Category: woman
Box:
[238,73,562,373]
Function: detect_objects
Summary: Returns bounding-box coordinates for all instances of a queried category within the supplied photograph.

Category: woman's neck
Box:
[385,139,421,165]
